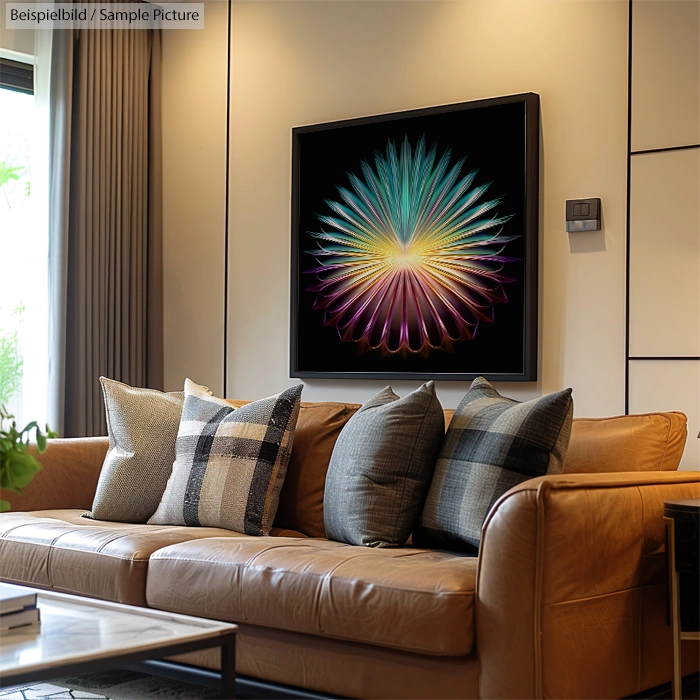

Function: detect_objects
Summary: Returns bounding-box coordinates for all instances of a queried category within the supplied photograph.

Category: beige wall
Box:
[223,0,628,415]
[0,1,34,55]
[163,0,629,415]
[161,0,228,397]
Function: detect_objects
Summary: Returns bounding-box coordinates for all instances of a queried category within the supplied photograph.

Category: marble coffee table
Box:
[0,588,237,698]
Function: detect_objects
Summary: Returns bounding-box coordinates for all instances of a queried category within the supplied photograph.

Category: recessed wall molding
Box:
[629,357,700,362]
[630,0,700,152]
[631,144,700,156]
[625,0,700,468]
[629,360,700,470]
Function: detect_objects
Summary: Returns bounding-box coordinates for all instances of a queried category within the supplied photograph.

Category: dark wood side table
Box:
[664,499,700,700]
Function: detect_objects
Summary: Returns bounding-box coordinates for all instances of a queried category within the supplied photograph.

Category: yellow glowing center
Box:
[389,243,422,268]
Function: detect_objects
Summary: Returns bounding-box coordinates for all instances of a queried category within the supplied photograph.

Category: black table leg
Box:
[220,633,236,699]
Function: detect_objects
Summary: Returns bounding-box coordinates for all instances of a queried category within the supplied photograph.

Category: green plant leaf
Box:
[0,325,23,406]
[0,162,24,188]
[6,451,42,489]
[0,402,54,499]
[0,499,9,513]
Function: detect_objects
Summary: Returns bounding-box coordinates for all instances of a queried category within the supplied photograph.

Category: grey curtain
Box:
[48,26,163,438]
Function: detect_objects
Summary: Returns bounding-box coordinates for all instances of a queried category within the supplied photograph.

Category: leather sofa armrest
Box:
[1,437,108,512]
[476,471,700,700]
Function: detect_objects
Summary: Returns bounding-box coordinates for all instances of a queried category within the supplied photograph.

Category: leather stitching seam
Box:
[544,580,672,607]
[534,482,547,700]
[658,415,672,470]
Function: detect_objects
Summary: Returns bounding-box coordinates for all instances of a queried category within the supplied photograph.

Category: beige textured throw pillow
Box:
[149,380,303,535]
[87,377,187,523]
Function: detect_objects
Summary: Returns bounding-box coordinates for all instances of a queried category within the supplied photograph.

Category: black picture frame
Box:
[290,92,540,382]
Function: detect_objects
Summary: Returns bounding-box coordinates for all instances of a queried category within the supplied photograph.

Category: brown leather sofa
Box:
[1,403,699,699]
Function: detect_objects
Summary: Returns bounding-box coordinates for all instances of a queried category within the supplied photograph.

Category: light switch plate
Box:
[566,198,601,232]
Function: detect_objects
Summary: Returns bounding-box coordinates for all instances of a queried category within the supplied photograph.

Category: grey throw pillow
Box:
[324,381,444,548]
[87,377,186,523]
[414,377,573,552]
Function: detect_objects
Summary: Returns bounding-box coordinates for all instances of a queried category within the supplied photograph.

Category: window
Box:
[0,55,48,428]
[0,58,33,94]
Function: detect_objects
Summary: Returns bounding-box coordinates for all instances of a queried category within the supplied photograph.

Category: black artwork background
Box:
[294,100,529,376]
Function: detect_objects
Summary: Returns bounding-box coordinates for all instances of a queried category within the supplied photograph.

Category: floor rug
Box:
[0,670,220,700]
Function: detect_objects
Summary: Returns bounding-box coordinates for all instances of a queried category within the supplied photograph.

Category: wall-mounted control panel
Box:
[566,198,601,232]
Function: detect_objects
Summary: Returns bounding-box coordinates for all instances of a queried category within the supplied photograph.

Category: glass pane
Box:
[0,84,48,428]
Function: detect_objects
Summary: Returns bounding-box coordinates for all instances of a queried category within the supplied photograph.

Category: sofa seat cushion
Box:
[146,537,477,656]
[0,510,305,606]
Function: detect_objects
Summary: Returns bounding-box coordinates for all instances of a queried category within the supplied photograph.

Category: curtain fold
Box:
[147,30,164,394]
[48,24,163,438]
[46,27,74,439]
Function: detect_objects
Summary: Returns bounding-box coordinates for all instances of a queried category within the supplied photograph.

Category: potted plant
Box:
[0,406,57,512]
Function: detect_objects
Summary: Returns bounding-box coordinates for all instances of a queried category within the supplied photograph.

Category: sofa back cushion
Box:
[563,411,687,473]
[227,400,453,538]
[226,402,685,539]
[228,399,361,538]
[277,402,361,537]
[444,409,687,473]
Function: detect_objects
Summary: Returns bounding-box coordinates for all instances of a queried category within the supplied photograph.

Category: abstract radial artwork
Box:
[305,136,517,356]
[291,93,539,381]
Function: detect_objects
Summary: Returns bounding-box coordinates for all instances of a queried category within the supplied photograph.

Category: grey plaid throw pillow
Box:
[149,380,302,535]
[324,381,444,548]
[414,377,573,552]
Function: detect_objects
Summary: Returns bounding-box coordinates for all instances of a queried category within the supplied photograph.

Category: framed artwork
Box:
[290,92,539,381]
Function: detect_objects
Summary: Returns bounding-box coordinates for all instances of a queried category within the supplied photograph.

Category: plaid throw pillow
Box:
[149,380,302,535]
[414,377,573,552]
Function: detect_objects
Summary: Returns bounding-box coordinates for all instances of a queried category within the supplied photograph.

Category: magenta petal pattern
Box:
[305,137,519,355]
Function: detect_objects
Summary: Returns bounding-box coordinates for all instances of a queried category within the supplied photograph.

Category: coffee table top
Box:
[1,587,236,681]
